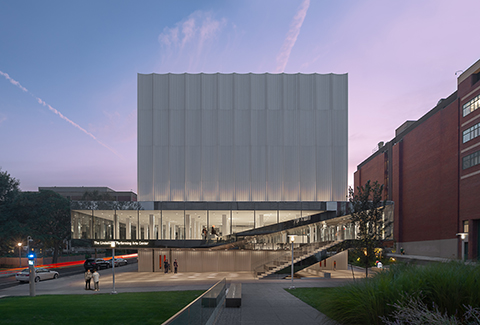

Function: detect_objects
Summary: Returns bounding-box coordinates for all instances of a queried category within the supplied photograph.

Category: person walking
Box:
[84,269,92,290]
[164,259,169,274]
[173,259,178,273]
[93,269,100,291]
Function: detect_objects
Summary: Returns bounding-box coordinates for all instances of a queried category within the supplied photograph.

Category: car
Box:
[110,257,128,267]
[15,268,59,283]
[84,258,110,270]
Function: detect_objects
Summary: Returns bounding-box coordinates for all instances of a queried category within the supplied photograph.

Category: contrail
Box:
[275,0,310,72]
[0,71,28,92]
[0,70,120,157]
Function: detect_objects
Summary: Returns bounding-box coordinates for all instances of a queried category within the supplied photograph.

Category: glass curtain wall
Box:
[71,210,93,239]
[116,210,139,240]
[232,211,255,234]
[255,210,277,228]
[138,211,161,240]
[208,210,230,239]
[72,208,325,240]
[93,210,114,240]
[185,211,207,240]
[162,210,184,240]
[279,210,301,223]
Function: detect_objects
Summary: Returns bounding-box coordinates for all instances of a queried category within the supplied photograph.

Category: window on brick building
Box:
[463,122,480,143]
[463,150,480,169]
[463,94,480,117]
[472,72,480,86]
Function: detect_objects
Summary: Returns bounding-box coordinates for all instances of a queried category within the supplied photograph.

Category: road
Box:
[0,257,138,290]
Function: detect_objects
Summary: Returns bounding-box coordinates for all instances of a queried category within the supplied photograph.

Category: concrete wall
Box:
[138,248,292,273]
[397,238,457,259]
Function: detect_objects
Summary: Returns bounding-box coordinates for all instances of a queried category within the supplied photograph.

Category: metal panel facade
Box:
[138,73,348,202]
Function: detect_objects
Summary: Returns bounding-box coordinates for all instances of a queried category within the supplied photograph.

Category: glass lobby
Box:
[71,207,322,241]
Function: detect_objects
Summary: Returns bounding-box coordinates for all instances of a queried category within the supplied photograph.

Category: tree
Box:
[0,171,71,261]
[31,190,71,263]
[348,180,389,277]
[72,191,142,211]
[9,190,71,263]
[80,190,115,201]
[0,169,21,255]
[0,168,20,207]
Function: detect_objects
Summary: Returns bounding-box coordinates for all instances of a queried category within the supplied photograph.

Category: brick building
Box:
[354,58,480,260]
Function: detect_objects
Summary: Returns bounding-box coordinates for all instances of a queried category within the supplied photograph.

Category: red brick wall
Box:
[458,74,480,259]
[355,100,459,245]
[354,152,386,196]
[392,143,401,242]
[459,77,480,222]
[398,100,459,242]
[353,62,480,259]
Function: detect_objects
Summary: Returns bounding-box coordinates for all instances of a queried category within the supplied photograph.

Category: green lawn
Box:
[0,290,204,324]
[285,287,337,320]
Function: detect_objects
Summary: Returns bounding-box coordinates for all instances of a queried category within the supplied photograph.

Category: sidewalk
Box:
[0,265,350,324]
[216,281,342,325]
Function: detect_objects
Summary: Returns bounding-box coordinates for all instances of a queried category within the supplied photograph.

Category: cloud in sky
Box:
[159,11,226,50]
[0,70,120,157]
[158,11,227,71]
[275,0,310,72]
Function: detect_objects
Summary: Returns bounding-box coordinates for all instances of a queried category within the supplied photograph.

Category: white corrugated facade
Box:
[138,73,347,202]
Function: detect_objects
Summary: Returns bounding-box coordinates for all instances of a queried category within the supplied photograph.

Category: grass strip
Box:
[286,262,480,325]
[0,290,204,325]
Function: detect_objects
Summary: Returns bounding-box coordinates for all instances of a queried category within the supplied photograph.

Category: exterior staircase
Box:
[253,240,342,279]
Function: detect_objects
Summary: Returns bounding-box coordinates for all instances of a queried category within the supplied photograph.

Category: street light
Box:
[26,236,35,297]
[111,241,117,294]
[456,232,468,261]
[17,243,22,268]
[289,235,296,289]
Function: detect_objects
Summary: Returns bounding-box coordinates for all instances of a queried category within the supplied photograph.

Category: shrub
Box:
[381,295,480,325]
[318,262,480,325]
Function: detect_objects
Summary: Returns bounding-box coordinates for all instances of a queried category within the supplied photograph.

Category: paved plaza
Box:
[0,264,358,324]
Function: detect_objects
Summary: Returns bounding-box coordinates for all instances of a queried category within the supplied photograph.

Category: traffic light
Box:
[28,252,36,266]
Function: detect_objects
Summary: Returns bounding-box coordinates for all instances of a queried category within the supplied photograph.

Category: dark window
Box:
[463,150,480,170]
[472,72,480,86]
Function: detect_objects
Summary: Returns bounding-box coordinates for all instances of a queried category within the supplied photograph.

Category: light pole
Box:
[26,236,35,297]
[17,243,22,268]
[456,232,468,261]
[289,235,296,289]
[111,241,117,294]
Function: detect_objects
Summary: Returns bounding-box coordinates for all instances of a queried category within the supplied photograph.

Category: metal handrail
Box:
[252,241,336,277]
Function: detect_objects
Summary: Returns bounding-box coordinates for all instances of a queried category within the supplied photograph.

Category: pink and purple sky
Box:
[1,0,479,193]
